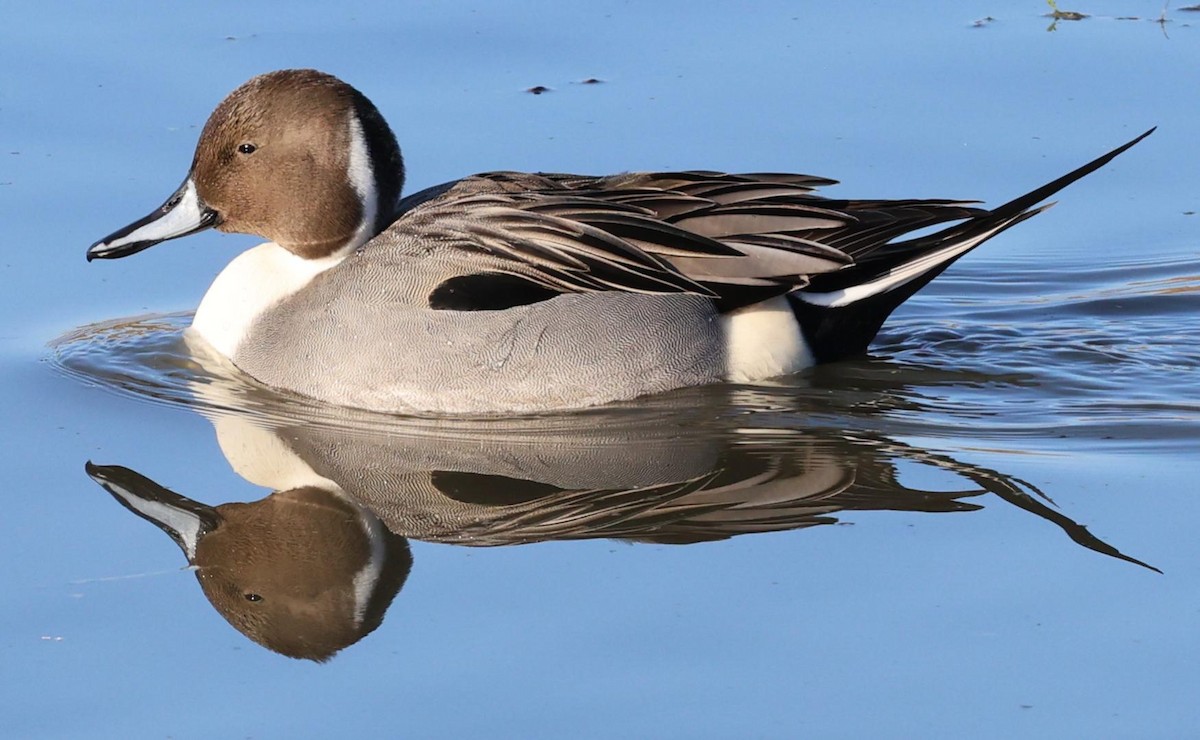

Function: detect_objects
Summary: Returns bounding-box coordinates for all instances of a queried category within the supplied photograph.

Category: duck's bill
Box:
[84,461,221,561]
[86,178,220,262]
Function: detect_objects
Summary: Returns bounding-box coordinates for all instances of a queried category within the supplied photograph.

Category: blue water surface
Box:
[2,2,1198,738]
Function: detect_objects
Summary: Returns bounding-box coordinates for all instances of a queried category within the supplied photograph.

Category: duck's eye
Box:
[237,143,257,155]
[244,592,263,602]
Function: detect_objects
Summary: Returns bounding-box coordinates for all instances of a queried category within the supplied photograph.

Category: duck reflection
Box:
[86,463,411,662]
[84,401,1156,661]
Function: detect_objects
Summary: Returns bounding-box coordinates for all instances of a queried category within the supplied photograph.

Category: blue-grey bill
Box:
[84,461,220,560]
[87,178,220,261]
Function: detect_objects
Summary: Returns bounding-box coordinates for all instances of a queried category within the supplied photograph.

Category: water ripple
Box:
[48,251,1200,454]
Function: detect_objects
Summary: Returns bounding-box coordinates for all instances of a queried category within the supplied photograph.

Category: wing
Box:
[391,170,985,312]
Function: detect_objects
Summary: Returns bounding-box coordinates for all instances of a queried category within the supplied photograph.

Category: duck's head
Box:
[87,69,405,262]
[86,462,413,662]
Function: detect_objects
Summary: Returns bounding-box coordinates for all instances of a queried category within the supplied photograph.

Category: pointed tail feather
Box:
[791,128,1154,362]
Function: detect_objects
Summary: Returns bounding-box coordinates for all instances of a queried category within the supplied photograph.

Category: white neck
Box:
[191,242,347,359]
[210,411,340,491]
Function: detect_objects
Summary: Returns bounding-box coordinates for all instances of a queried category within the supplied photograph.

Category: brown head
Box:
[86,462,413,662]
[87,69,405,262]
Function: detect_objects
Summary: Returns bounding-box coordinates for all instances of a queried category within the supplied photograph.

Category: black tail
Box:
[791,128,1155,363]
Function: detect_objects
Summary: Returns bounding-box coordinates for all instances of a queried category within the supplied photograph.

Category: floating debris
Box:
[972,16,996,27]
[1045,0,1088,20]
[525,85,550,95]
[580,77,604,85]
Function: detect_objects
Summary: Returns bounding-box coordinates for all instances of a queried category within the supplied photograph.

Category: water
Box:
[4,2,1199,737]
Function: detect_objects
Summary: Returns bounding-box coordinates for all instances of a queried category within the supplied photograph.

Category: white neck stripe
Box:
[346,112,378,251]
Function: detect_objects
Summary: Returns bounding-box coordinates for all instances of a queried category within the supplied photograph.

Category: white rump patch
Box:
[721,295,815,381]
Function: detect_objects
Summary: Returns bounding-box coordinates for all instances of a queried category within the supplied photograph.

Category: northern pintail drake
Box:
[87,69,1152,414]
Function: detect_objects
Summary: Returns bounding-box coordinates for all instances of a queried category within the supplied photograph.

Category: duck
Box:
[87,69,1152,414]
